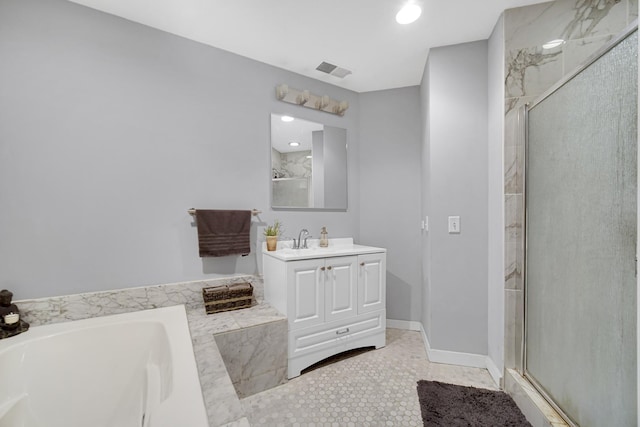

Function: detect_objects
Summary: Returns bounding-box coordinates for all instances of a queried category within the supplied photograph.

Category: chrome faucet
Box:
[293,229,310,249]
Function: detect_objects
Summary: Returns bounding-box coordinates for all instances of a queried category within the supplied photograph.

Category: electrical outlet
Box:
[448,216,460,233]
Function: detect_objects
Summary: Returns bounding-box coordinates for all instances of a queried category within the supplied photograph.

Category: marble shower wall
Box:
[505,0,636,114]
[503,0,637,370]
[271,149,311,179]
[504,0,638,112]
[280,151,312,178]
[504,107,525,370]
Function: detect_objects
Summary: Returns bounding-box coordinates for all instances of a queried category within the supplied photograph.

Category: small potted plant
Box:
[264,220,282,251]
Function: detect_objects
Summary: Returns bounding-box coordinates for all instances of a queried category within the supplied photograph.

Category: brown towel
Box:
[196,210,251,257]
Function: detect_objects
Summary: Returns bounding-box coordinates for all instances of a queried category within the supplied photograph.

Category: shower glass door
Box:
[525,29,637,426]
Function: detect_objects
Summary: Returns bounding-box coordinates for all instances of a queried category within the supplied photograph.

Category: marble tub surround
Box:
[187,295,284,334]
[187,312,249,426]
[186,299,286,425]
[17,275,265,327]
[14,275,286,427]
[215,320,288,398]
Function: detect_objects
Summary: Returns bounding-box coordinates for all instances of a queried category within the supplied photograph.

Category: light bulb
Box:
[396,3,421,25]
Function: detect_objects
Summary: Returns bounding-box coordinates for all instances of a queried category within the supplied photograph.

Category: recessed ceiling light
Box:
[542,39,565,49]
[306,155,312,159]
[396,3,422,25]
[289,142,300,147]
[281,115,294,122]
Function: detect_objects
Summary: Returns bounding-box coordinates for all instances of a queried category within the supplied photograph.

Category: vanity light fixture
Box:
[281,115,294,122]
[296,90,310,106]
[333,100,349,116]
[289,142,300,147]
[315,95,330,110]
[276,84,289,100]
[542,39,565,49]
[396,2,422,24]
[275,84,349,117]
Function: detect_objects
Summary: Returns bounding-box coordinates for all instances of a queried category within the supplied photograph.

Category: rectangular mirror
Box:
[270,114,347,210]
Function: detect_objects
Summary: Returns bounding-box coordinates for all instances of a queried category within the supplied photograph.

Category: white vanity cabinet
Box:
[357,253,386,314]
[263,239,386,378]
[286,256,358,330]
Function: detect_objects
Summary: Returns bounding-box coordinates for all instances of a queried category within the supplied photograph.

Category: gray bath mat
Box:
[416,380,531,426]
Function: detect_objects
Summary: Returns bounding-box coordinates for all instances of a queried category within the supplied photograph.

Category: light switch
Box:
[448,216,461,233]
[425,216,429,232]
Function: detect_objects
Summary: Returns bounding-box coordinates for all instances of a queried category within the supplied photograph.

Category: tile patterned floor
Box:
[241,328,497,426]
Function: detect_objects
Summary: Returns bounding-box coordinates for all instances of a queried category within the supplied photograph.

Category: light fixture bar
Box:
[275,84,349,117]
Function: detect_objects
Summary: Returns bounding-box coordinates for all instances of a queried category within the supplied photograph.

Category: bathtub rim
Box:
[0,305,209,427]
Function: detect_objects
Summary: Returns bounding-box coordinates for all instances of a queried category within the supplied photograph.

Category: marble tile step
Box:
[186,302,287,426]
[215,319,288,398]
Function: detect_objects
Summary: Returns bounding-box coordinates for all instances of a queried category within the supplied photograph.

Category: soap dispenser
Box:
[320,226,329,247]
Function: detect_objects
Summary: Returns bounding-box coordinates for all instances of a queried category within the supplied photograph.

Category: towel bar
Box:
[188,208,261,216]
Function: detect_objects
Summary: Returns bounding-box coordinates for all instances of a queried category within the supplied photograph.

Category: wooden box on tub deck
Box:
[202,282,253,314]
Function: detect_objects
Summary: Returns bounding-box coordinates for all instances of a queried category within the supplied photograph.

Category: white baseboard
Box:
[420,324,486,367]
[386,319,422,331]
[485,356,503,387]
[418,323,503,387]
[386,319,503,387]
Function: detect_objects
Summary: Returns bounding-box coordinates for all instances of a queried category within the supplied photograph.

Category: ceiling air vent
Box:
[315,61,352,79]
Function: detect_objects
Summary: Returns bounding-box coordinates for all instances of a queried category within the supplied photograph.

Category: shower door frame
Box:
[521,21,639,427]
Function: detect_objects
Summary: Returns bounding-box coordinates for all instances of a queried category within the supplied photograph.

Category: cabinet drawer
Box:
[289,311,385,358]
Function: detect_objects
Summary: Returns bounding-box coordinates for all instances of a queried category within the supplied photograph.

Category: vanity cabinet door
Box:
[357,253,386,314]
[324,256,358,323]
[287,259,325,330]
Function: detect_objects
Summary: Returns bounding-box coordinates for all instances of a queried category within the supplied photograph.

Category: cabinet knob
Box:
[320,267,326,271]
[360,262,365,266]
[327,266,332,270]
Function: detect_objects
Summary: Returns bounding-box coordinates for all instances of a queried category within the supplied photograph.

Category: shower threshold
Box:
[504,369,568,427]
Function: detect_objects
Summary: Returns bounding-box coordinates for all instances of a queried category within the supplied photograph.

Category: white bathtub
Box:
[0,305,209,427]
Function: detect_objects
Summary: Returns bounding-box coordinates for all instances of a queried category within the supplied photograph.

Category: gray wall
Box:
[0,0,361,299]
[322,126,348,209]
[420,62,432,337]
[311,131,325,207]
[420,41,489,355]
[358,87,422,322]
[487,14,506,375]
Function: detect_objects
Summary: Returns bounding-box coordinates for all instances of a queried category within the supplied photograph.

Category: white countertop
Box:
[262,238,386,261]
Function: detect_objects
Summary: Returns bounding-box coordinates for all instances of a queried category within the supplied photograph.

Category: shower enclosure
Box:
[523,26,637,426]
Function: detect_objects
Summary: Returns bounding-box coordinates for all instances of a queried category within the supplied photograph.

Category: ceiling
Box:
[271,114,322,154]
[67,0,549,93]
